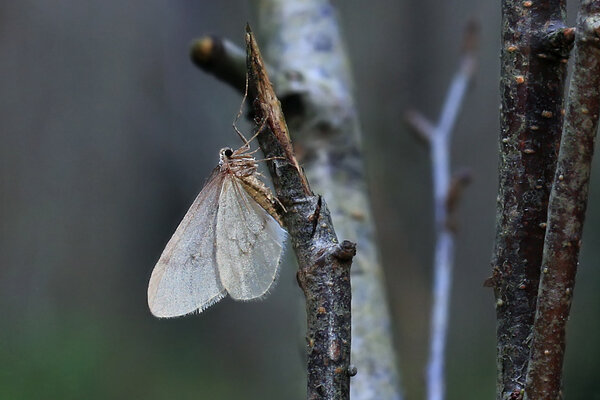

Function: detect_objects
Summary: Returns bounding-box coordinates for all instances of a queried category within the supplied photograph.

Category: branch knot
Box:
[332,240,357,261]
[537,24,576,60]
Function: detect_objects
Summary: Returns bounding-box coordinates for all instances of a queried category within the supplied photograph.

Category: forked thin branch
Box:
[406,21,477,400]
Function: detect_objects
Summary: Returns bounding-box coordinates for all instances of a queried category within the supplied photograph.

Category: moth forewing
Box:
[147,144,287,317]
[147,173,226,318]
[216,175,287,300]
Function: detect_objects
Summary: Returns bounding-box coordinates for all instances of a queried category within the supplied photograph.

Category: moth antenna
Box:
[233,72,250,146]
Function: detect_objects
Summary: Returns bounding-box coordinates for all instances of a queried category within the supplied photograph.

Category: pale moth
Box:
[147,128,287,318]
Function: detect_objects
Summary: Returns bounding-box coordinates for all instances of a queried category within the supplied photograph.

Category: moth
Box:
[147,137,287,318]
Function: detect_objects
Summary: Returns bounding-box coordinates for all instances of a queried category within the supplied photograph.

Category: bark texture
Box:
[254,1,402,399]
[247,27,354,400]
[192,2,402,398]
[524,1,600,398]
[491,1,574,399]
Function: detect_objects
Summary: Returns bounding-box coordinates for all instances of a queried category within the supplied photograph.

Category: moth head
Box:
[219,147,234,164]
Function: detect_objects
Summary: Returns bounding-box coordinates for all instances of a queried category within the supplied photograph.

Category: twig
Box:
[253,2,402,399]
[246,26,354,400]
[192,3,403,398]
[490,0,575,397]
[406,21,477,400]
[190,36,248,93]
[524,2,600,398]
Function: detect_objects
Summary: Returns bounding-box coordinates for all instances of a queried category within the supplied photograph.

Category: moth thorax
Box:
[219,147,258,177]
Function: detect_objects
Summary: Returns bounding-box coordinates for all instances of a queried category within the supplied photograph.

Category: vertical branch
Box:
[253,1,402,399]
[406,22,477,400]
[490,0,574,398]
[191,2,402,397]
[246,27,355,400]
[524,1,600,398]
[191,24,357,400]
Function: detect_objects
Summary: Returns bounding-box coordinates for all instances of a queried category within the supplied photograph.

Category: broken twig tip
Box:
[333,241,357,261]
[563,27,576,42]
[245,29,311,195]
[190,36,215,67]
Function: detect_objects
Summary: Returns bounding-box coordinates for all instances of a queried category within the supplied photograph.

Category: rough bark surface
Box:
[247,27,355,400]
[192,2,402,398]
[254,1,402,399]
[491,1,574,399]
[524,1,600,398]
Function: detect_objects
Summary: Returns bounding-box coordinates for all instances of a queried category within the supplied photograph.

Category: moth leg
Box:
[244,116,268,148]
[254,156,285,163]
[233,72,250,146]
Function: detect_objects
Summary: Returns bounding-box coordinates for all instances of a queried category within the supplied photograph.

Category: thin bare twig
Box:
[253,2,402,399]
[524,1,600,398]
[193,3,403,398]
[190,36,248,93]
[406,21,477,400]
[246,26,354,400]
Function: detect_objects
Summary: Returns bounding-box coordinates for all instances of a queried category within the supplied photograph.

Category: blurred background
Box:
[1,1,599,399]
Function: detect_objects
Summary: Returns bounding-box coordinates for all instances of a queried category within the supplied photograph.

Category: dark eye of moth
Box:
[224,148,233,157]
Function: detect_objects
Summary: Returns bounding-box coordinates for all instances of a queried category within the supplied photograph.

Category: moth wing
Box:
[148,172,226,318]
[216,176,287,300]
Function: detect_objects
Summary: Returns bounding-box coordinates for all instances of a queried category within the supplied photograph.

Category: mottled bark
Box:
[192,2,402,398]
[491,0,574,399]
[254,1,402,399]
[524,1,600,398]
[247,26,354,400]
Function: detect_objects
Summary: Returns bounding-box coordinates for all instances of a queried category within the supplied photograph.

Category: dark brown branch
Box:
[491,1,574,398]
[246,26,353,400]
[524,2,600,398]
